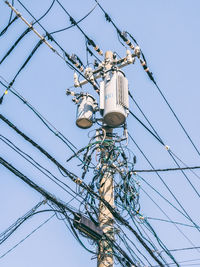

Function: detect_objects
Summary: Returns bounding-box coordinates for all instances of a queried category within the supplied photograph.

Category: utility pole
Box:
[98,126,114,267]
[66,48,137,267]
[98,51,114,267]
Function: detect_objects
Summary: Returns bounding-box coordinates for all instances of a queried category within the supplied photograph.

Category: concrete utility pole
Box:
[98,52,114,267]
[67,48,135,267]
[98,127,114,267]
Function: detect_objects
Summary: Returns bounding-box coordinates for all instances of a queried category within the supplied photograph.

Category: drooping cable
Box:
[0,153,167,265]
[50,2,98,35]
[0,135,84,204]
[128,133,200,233]
[55,0,103,56]
[95,0,200,157]
[0,0,56,64]
[0,76,78,153]
[0,214,55,259]
[133,166,200,173]
[4,1,100,93]
[129,97,200,200]
[0,15,18,37]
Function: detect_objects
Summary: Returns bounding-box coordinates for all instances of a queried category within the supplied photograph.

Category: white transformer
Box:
[100,70,129,127]
[76,94,96,129]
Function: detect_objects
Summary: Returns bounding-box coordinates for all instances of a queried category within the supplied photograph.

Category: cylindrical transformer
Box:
[76,94,96,129]
[103,71,129,127]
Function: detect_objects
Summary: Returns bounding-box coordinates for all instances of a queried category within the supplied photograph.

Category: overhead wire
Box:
[128,133,200,233]
[128,109,165,146]
[0,0,55,64]
[169,150,200,180]
[0,76,79,155]
[0,135,84,204]
[0,145,168,266]
[152,258,200,267]
[95,0,200,158]
[55,0,103,56]
[138,174,199,229]
[0,1,196,266]
[0,76,95,169]
[128,95,200,201]
[128,213,175,266]
[0,200,45,245]
[7,0,14,23]
[131,190,200,259]
[128,99,200,204]
[0,156,150,265]
[129,92,164,144]
[137,174,200,258]
[0,157,79,216]
[3,0,100,93]
[0,15,18,37]
[50,2,98,35]
[0,214,55,259]
[133,166,200,173]
[147,217,199,229]
[1,0,56,88]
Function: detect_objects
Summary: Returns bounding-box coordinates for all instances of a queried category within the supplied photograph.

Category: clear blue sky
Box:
[1,0,200,266]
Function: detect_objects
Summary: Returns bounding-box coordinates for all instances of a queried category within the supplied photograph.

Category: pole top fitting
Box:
[105,51,113,60]
[104,51,114,70]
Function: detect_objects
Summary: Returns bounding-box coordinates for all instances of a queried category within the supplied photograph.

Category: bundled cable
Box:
[0,115,171,266]
[0,15,18,37]
[0,201,45,245]
[55,0,103,56]
[0,27,31,65]
[9,39,44,88]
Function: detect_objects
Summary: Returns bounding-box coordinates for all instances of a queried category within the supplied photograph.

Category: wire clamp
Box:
[165,145,170,151]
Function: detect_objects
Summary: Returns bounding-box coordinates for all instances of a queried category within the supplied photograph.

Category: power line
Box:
[95,0,200,158]
[139,186,200,255]
[0,0,55,64]
[0,157,77,215]
[0,15,18,37]
[128,109,165,146]
[0,156,165,266]
[0,1,197,266]
[4,0,99,92]
[0,201,45,245]
[0,154,167,266]
[50,2,98,35]
[0,214,55,259]
[55,0,103,56]
[134,166,200,173]
[0,135,84,204]
[129,97,200,201]
[147,217,200,229]
[0,76,79,154]
[128,133,200,233]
